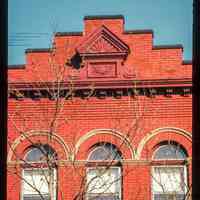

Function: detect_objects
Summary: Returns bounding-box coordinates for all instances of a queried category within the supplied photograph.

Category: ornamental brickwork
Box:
[8,15,192,200]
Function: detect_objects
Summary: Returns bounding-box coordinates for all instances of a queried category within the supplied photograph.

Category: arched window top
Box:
[88,143,122,161]
[153,143,187,160]
[25,144,57,162]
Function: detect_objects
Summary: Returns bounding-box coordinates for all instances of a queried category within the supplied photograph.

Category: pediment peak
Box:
[77,25,129,57]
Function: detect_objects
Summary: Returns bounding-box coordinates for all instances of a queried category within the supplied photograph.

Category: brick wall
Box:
[7,15,192,200]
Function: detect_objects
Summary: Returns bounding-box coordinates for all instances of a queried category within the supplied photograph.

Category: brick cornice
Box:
[182,60,192,65]
[8,78,192,90]
[124,29,153,37]
[8,64,25,69]
[25,48,50,53]
[153,44,183,50]
[55,32,83,36]
[84,15,124,20]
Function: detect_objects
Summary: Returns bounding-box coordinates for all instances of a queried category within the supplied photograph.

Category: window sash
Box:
[154,193,185,200]
[22,169,56,200]
[87,167,121,199]
[23,194,50,200]
[152,166,187,199]
[87,194,120,200]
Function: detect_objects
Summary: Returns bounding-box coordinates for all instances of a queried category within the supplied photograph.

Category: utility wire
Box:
[9,32,50,35]
[8,44,31,47]
[8,32,52,47]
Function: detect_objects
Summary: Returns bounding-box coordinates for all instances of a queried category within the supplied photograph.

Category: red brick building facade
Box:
[8,15,192,200]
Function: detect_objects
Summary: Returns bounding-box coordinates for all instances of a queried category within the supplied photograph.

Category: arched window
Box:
[22,144,57,200]
[88,143,122,161]
[25,144,57,162]
[153,144,187,160]
[87,143,122,200]
[152,142,188,200]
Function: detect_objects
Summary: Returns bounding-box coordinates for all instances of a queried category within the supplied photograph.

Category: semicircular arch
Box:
[8,130,70,162]
[75,129,135,160]
[136,127,192,159]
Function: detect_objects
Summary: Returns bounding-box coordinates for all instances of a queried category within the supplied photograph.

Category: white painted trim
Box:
[75,129,135,160]
[8,130,70,162]
[7,159,151,167]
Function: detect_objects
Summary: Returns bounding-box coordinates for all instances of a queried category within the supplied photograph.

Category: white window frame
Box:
[86,166,121,200]
[21,168,57,200]
[151,165,187,200]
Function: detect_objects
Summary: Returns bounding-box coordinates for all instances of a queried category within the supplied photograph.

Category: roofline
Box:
[55,32,83,36]
[84,15,124,20]
[182,60,192,65]
[25,48,50,53]
[8,64,25,69]
[55,29,154,37]
[124,29,154,37]
[153,44,183,50]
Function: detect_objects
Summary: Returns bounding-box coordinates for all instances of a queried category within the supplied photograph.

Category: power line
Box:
[8,32,53,48]
[8,44,31,47]
[8,36,48,39]
[8,32,52,40]
[9,32,50,35]
[8,39,28,41]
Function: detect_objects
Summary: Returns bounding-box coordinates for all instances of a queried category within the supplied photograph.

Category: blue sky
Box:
[8,0,192,65]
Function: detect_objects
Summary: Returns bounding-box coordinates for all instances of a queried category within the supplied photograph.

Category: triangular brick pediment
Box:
[87,37,118,53]
[77,25,129,57]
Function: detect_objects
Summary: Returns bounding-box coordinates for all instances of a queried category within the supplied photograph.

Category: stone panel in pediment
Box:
[77,25,129,58]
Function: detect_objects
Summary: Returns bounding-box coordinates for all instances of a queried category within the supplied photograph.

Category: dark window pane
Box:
[25,144,57,162]
[88,144,121,161]
[153,144,187,160]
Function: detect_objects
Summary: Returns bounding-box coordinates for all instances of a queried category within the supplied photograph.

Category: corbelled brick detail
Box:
[8,15,192,200]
